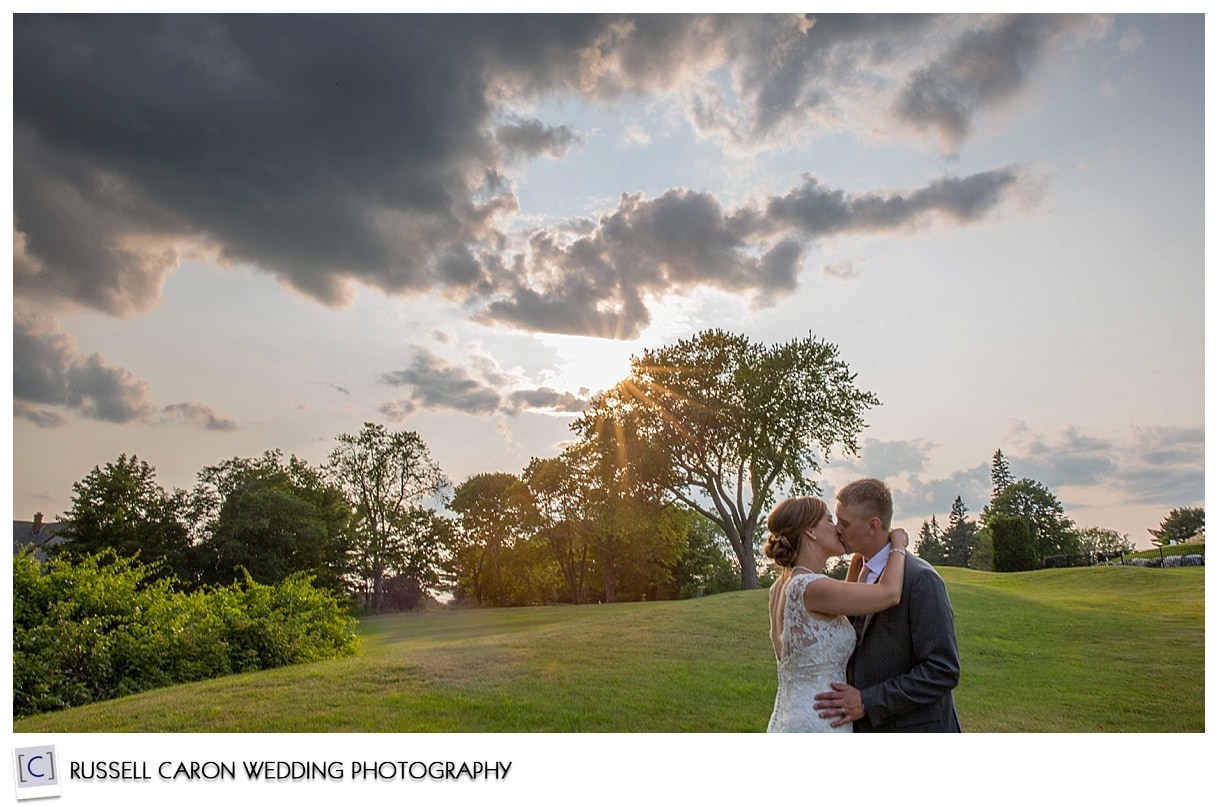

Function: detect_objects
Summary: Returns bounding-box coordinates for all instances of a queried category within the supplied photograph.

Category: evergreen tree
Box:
[990,513,1038,572]
[991,449,1014,498]
[915,515,947,566]
[983,478,1078,563]
[942,496,979,567]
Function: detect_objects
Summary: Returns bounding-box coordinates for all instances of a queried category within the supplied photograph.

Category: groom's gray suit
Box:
[848,553,962,732]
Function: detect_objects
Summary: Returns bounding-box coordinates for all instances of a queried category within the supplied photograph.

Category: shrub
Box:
[13,549,359,718]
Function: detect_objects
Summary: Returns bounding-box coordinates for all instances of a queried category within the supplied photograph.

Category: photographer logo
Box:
[13,746,61,800]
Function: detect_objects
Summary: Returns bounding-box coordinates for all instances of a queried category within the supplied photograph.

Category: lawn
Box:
[12,565,1203,732]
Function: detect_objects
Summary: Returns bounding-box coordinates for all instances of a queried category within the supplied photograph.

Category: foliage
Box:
[573,329,879,590]
[990,514,1038,572]
[55,454,194,581]
[13,549,358,719]
[664,510,740,598]
[523,453,594,604]
[1147,507,1204,547]
[451,472,543,606]
[1075,526,1135,557]
[942,496,979,567]
[915,515,947,565]
[327,423,451,611]
[191,451,354,596]
[990,449,1014,498]
[968,528,994,571]
[983,478,1079,562]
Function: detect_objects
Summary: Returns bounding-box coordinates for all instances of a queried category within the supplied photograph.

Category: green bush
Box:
[990,514,1038,572]
[13,550,359,718]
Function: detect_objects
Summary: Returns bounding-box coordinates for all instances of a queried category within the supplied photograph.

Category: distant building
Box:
[13,512,68,561]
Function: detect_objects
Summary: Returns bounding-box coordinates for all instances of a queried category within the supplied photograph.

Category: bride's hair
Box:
[764,497,829,568]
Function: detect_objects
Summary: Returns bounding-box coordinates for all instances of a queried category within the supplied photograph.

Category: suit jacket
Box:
[848,553,962,732]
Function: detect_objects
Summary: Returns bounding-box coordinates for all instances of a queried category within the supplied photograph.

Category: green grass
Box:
[12,566,1203,732]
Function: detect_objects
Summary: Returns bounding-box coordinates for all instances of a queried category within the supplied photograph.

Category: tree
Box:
[523,453,593,604]
[1076,526,1135,557]
[1147,507,1204,547]
[990,514,1038,572]
[569,415,684,602]
[983,478,1078,563]
[915,515,948,566]
[326,423,450,612]
[942,496,979,567]
[573,330,879,589]
[991,449,1014,498]
[450,472,540,606]
[665,509,740,598]
[191,451,354,596]
[56,454,193,581]
[969,528,994,571]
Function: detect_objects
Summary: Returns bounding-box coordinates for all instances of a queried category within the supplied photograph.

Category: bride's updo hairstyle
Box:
[764,497,829,569]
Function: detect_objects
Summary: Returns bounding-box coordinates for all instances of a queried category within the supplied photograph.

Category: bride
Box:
[764,496,908,732]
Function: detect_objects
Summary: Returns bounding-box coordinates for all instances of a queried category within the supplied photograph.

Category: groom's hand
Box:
[814,682,864,728]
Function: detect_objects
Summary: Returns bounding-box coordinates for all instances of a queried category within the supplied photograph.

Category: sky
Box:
[6,13,1207,551]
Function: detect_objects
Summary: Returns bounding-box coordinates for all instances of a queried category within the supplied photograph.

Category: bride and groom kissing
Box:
[765,478,962,733]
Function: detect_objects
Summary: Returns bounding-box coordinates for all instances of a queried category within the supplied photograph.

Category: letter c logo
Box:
[26,755,45,778]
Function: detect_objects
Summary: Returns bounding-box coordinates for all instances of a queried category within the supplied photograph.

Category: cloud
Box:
[13,311,236,430]
[478,167,1017,338]
[12,14,1080,335]
[160,402,239,432]
[378,347,590,417]
[894,15,1105,148]
[496,118,584,161]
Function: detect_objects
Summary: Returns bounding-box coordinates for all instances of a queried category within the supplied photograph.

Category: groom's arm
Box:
[858,568,960,727]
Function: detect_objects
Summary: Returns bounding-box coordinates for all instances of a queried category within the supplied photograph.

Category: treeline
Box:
[46,425,740,612]
[914,449,1201,571]
[46,329,884,609]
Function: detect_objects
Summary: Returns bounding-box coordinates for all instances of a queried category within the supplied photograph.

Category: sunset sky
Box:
[8,13,1205,550]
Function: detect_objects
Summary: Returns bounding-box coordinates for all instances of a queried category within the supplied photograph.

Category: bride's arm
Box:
[802,529,908,616]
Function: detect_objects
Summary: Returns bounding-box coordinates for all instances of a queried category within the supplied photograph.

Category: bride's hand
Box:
[888,528,909,551]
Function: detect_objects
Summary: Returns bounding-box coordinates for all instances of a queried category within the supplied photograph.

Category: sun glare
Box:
[535,294,702,398]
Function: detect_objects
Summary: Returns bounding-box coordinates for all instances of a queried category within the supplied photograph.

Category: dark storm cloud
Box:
[13,312,237,429]
[378,348,590,418]
[13,14,1082,338]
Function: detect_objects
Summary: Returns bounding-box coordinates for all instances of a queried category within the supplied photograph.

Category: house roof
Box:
[13,519,68,557]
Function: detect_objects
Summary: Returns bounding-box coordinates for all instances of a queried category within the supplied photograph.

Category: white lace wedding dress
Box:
[766,569,856,733]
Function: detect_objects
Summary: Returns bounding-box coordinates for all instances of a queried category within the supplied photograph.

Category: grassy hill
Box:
[12,566,1203,732]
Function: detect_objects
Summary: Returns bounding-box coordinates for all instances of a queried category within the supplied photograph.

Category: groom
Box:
[814,478,962,732]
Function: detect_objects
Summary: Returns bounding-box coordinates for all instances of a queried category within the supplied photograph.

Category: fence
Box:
[1043,546,1205,569]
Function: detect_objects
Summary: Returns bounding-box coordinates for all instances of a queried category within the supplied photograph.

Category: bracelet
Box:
[890,548,908,556]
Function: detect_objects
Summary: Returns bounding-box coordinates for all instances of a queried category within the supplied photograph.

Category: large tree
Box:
[56,454,193,581]
[983,478,1078,563]
[1147,507,1204,547]
[191,451,354,595]
[326,423,449,611]
[573,330,879,589]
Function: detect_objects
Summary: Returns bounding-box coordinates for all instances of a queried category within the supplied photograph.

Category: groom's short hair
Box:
[837,478,893,530]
